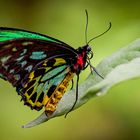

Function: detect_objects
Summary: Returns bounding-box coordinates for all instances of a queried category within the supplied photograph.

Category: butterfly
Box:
[0,11,111,117]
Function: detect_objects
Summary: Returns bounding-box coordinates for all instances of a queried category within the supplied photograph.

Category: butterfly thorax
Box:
[71,45,91,74]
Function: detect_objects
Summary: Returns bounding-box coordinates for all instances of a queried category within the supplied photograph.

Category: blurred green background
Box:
[0,0,140,140]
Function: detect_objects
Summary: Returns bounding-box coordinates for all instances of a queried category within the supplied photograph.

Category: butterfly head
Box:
[71,45,93,74]
[80,44,93,60]
[80,44,94,67]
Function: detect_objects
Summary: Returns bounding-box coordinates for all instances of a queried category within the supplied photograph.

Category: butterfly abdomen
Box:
[45,72,74,116]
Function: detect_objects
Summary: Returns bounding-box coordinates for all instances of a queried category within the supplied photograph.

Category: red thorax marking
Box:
[77,54,84,67]
[73,51,86,72]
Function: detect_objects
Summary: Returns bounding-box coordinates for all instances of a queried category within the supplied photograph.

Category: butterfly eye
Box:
[86,45,91,52]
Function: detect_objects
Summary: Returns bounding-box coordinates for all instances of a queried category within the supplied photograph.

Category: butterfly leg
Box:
[70,79,74,90]
[90,65,104,79]
[65,74,79,118]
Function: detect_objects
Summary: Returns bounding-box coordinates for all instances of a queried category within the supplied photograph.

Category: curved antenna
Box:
[87,22,112,44]
[85,9,89,44]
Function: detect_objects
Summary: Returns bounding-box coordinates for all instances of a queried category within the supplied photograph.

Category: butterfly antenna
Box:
[65,74,79,118]
[87,22,112,44]
[85,9,89,45]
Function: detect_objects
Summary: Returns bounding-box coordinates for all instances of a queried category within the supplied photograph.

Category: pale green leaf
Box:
[22,39,140,128]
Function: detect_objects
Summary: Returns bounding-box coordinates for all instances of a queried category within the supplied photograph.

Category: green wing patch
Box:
[0,27,58,43]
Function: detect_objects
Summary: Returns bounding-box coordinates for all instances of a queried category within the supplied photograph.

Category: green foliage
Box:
[23,39,140,128]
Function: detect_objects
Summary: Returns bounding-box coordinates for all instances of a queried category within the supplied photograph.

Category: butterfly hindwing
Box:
[17,57,72,111]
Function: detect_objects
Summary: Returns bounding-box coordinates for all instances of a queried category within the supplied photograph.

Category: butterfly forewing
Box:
[0,39,76,86]
[0,27,68,44]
